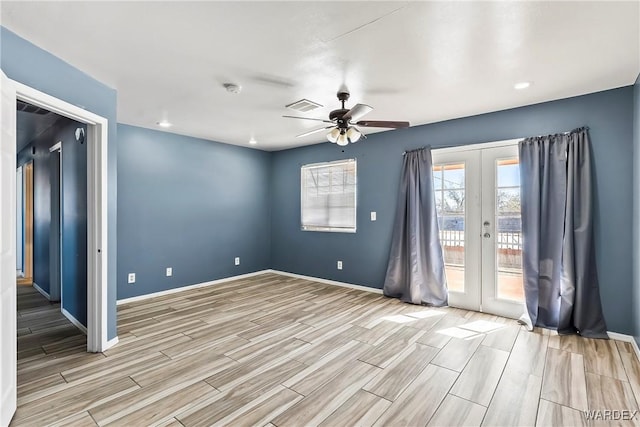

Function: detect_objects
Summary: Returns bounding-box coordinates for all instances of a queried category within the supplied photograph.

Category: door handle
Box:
[483,220,491,239]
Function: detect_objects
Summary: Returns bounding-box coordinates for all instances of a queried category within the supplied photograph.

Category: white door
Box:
[432,143,525,319]
[0,71,18,426]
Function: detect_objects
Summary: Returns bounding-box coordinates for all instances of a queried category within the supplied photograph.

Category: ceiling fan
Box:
[283,91,409,146]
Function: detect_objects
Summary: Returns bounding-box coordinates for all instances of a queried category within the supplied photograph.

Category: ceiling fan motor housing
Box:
[331,91,352,128]
[329,108,350,127]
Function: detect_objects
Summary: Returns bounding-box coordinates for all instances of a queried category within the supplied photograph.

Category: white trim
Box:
[49,141,62,152]
[301,158,357,169]
[103,336,119,351]
[12,79,109,353]
[607,331,640,363]
[61,308,87,335]
[267,269,384,294]
[432,138,520,154]
[117,270,271,305]
[32,282,50,300]
[300,158,357,234]
[13,81,105,125]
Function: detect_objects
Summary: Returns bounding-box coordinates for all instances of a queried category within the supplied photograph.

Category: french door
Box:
[432,143,525,319]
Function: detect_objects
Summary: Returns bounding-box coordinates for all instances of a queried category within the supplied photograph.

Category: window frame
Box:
[300,158,357,233]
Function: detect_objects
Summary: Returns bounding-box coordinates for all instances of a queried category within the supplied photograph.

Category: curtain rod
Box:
[402,126,589,155]
[527,126,589,140]
[402,146,427,156]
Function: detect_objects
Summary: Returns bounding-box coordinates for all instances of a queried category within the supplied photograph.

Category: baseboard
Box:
[103,336,119,352]
[32,282,50,300]
[117,270,272,305]
[267,269,383,294]
[61,307,87,335]
[608,331,640,363]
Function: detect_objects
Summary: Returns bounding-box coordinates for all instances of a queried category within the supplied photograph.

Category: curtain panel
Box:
[519,127,608,338]
[383,147,448,306]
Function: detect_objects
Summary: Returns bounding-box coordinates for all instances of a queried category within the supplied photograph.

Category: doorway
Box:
[432,141,525,319]
[16,162,33,286]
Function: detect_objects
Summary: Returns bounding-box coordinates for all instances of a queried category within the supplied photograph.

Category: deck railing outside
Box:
[439,230,522,269]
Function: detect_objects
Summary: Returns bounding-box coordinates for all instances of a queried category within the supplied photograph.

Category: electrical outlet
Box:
[166,267,172,277]
[127,273,136,284]
[371,211,377,221]
[235,257,240,266]
[337,261,343,270]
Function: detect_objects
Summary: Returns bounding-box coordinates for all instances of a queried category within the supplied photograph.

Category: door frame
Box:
[11,79,110,353]
[432,149,481,312]
[16,165,23,276]
[48,142,62,303]
[433,138,523,318]
[1,69,18,427]
[17,161,33,285]
[480,144,524,319]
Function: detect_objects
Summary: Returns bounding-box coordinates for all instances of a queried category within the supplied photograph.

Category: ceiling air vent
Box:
[286,99,323,113]
[17,100,50,115]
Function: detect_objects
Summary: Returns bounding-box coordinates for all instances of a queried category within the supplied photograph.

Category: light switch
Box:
[371,211,377,221]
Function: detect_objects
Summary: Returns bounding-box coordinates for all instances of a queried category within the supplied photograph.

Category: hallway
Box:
[16,286,86,364]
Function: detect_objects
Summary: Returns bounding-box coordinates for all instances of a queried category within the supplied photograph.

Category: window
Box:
[301,159,357,232]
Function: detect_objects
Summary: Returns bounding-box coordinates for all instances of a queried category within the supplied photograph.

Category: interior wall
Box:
[117,124,271,300]
[1,26,118,339]
[271,86,635,335]
[633,73,640,346]
[18,118,89,326]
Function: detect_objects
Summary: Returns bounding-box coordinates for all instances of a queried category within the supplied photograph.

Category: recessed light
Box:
[157,120,172,128]
[249,138,257,145]
[514,81,531,90]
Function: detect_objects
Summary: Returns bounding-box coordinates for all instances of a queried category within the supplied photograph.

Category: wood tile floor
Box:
[12,273,640,426]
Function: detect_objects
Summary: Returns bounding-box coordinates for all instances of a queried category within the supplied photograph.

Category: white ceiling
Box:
[2,1,639,151]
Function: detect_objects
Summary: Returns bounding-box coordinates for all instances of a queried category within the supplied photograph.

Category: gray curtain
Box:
[519,127,608,338]
[383,147,448,306]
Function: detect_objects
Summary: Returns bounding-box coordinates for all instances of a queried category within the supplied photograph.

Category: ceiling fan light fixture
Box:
[327,128,340,143]
[346,127,361,143]
[336,131,349,146]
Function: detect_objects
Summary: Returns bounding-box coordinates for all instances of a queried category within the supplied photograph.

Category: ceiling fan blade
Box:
[343,104,373,122]
[283,115,334,124]
[355,120,410,129]
[296,126,335,138]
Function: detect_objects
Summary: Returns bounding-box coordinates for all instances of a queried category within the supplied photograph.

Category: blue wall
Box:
[61,122,89,325]
[17,118,89,325]
[117,125,271,299]
[271,86,635,335]
[2,26,118,339]
[633,73,640,346]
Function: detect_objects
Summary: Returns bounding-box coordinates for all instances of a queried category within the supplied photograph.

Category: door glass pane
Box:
[495,158,524,301]
[433,163,465,293]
